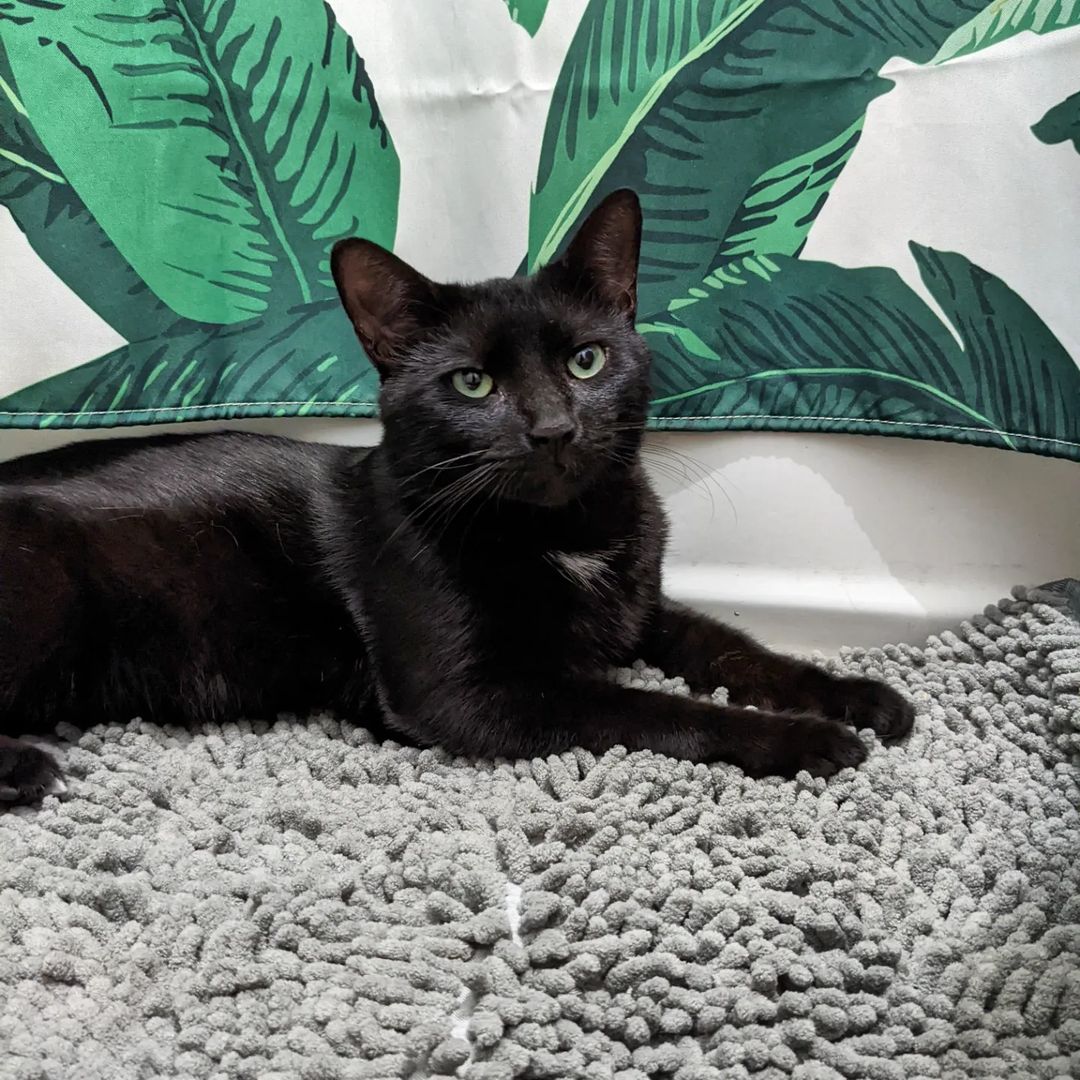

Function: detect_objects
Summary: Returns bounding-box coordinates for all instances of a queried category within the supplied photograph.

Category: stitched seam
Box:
[0,404,1075,450]
[0,401,377,416]
[649,414,1080,449]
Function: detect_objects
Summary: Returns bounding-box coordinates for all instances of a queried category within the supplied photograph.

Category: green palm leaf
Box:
[717,118,864,262]
[0,48,175,340]
[931,0,1080,65]
[528,0,988,320]
[642,250,1080,457]
[1,0,399,326]
[0,302,378,428]
[502,1,550,35]
[910,244,1080,444]
[1033,89,1080,153]
[527,0,759,274]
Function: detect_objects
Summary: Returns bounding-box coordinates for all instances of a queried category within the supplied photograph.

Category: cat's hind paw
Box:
[777,715,868,778]
[736,713,868,779]
[0,735,65,805]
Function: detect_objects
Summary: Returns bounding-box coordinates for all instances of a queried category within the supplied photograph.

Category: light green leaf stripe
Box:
[932,0,1080,64]
[665,256,782,313]
[529,0,768,272]
[0,62,63,183]
[0,147,65,185]
[638,321,724,361]
[502,0,550,35]
[0,72,27,117]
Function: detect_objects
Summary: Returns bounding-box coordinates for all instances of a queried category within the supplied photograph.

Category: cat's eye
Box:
[567,344,606,380]
[451,369,494,399]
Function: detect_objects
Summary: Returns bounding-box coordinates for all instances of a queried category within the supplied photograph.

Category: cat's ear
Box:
[331,238,439,375]
[553,188,642,319]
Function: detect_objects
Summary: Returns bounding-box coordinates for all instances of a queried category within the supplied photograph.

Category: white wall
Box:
[3,421,1076,655]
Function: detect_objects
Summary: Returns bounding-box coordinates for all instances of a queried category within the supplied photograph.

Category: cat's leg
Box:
[636,598,913,742]
[0,507,76,804]
[380,676,867,779]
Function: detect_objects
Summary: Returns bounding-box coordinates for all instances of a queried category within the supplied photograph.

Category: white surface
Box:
[2,421,1076,655]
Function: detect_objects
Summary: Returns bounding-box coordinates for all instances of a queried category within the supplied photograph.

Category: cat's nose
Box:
[528,418,576,448]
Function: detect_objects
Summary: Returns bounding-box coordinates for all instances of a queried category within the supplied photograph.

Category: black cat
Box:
[0,190,912,804]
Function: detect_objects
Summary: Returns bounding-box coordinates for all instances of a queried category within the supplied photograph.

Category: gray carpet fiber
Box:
[2,585,1079,1080]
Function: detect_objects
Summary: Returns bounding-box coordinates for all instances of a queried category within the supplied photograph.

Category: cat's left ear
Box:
[550,188,642,319]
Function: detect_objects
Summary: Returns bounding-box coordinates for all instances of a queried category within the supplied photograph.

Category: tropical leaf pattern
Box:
[0,1,1077,462]
[502,1,551,35]
[644,248,1080,455]
[527,0,756,274]
[0,302,378,428]
[931,0,1080,64]
[0,49,175,341]
[1033,88,1080,152]
[1,0,398,324]
[716,120,865,263]
[529,0,991,318]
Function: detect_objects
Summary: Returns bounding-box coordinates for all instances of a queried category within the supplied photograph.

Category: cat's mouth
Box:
[511,473,576,507]
[488,450,581,506]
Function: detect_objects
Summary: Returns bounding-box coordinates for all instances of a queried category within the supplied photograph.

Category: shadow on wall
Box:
[649,431,1080,652]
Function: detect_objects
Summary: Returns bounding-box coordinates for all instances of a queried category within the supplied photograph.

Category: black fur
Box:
[0,191,912,804]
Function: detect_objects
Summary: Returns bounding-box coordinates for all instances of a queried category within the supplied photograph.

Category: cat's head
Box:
[331,190,650,508]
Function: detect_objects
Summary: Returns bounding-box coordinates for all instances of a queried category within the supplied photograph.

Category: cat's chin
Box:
[509,485,575,509]
[504,471,584,509]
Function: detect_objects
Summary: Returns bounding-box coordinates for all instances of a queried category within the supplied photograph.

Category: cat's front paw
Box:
[819,676,914,742]
[739,714,867,779]
[0,735,65,805]
[780,716,868,778]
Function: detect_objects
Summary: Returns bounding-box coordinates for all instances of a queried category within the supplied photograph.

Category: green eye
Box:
[568,344,606,380]
[451,369,494,399]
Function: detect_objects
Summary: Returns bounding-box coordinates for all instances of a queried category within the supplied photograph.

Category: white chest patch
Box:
[547,549,616,592]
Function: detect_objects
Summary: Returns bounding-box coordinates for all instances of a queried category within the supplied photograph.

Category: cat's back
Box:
[0,430,344,515]
[0,430,356,620]
[0,431,375,726]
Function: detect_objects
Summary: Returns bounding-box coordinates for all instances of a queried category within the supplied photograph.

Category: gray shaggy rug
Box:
[1,584,1078,1080]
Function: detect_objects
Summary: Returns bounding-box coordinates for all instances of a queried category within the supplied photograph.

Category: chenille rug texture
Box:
[1,585,1078,1080]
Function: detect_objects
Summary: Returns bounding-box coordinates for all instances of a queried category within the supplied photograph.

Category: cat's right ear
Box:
[331,238,437,376]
